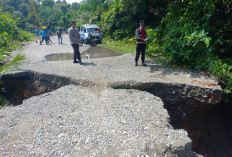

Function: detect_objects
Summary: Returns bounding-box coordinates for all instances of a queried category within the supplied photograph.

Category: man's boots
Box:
[142,59,146,66]
[135,61,138,66]
[79,59,83,65]
[142,62,147,66]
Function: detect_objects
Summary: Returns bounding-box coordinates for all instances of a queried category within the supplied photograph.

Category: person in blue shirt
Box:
[35,26,41,43]
[56,27,63,44]
[45,27,52,43]
[40,26,48,45]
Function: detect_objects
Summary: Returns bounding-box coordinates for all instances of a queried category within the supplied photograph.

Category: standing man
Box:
[135,20,147,66]
[35,26,41,43]
[57,27,62,44]
[40,26,48,45]
[45,27,52,43]
[68,21,83,65]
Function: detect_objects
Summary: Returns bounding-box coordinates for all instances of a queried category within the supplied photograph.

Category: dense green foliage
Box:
[0,11,31,52]
[156,0,232,101]
[0,0,169,33]
[0,11,29,63]
[0,0,168,33]
[158,1,232,65]
[0,0,78,30]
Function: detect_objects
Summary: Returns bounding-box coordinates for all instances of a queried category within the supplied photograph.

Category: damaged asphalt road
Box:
[0,35,221,156]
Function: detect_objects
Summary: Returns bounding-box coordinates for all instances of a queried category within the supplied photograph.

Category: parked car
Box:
[79,24,103,44]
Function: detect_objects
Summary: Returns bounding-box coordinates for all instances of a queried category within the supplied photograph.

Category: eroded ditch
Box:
[0,71,93,105]
[1,70,231,157]
[0,71,73,105]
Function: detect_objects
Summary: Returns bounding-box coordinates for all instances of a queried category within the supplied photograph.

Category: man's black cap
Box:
[140,20,145,24]
[71,21,77,24]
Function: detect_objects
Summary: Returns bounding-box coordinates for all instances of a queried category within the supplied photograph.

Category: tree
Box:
[18,3,29,17]
[60,4,71,15]
[42,0,55,8]
[72,2,80,10]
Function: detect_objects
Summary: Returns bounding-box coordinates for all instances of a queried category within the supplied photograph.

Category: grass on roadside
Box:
[101,37,137,54]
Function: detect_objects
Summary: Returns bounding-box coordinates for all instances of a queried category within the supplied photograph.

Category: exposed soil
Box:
[0,71,73,105]
[168,101,232,157]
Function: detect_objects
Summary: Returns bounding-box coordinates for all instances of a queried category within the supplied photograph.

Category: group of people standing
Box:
[68,20,148,66]
[35,20,148,66]
[35,26,63,45]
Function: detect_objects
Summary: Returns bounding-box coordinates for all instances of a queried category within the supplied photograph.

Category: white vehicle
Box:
[79,24,103,44]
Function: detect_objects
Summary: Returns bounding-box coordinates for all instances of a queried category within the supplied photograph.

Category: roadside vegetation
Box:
[0,0,83,31]
[0,11,32,106]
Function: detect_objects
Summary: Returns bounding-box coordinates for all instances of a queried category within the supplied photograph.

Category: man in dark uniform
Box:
[68,21,83,65]
[135,20,147,66]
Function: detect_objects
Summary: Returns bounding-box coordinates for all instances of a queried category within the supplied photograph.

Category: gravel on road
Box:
[0,86,196,157]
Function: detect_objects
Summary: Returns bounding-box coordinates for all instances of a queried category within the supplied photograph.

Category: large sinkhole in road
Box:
[45,46,122,61]
[167,101,232,157]
[1,71,231,157]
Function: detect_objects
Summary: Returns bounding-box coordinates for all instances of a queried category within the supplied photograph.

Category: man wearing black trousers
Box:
[68,21,83,65]
[135,20,147,66]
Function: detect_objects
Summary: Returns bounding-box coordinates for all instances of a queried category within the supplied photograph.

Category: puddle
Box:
[45,46,122,61]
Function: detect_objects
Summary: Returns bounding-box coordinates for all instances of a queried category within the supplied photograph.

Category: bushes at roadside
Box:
[0,12,32,51]
[209,59,232,102]
[158,0,216,67]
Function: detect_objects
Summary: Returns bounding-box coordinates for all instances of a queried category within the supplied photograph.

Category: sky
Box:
[66,0,83,3]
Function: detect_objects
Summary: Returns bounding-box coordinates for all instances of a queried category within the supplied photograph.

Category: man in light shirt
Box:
[68,21,83,65]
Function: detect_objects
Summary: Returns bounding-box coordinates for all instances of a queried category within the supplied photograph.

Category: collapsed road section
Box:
[1,38,224,156]
[0,68,222,156]
[0,71,202,157]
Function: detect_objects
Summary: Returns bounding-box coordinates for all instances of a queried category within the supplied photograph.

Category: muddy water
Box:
[45,46,122,61]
